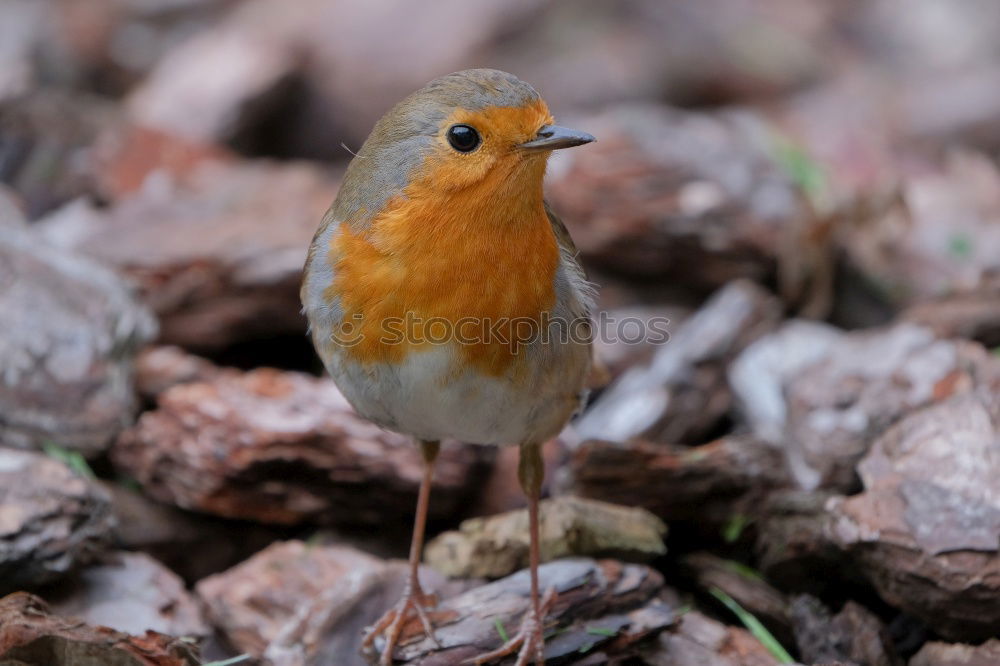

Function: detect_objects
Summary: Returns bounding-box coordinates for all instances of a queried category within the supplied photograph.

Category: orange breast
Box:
[326,156,560,377]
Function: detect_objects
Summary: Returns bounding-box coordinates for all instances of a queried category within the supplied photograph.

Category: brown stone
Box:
[0,449,113,593]
[425,496,666,579]
[112,367,494,526]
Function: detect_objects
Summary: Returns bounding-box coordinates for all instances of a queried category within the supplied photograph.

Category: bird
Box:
[301,68,595,666]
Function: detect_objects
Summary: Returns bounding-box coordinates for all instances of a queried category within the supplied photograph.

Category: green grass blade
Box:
[202,656,251,666]
[721,513,750,543]
[494,618,509,642]
[43,442,96,480]
[709,587,794,664]
[584,626,618,637]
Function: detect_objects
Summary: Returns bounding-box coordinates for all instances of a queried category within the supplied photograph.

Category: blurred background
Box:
[2,1,1000,665]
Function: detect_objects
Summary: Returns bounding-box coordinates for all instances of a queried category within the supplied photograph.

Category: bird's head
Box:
[335,69,594,224]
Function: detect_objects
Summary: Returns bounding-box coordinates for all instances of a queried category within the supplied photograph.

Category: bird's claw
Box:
[362,583,441,665]
[464,586,557,666]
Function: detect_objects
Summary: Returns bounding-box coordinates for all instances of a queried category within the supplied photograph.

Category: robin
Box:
[301,69,595,665]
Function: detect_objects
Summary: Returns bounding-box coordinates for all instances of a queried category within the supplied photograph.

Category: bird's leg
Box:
[467,441,555,666]
[362,439,441,665]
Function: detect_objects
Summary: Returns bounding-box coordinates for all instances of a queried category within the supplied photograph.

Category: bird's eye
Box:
[446,124,480,152]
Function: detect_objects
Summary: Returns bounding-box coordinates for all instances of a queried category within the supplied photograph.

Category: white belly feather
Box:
[323,342,587,445]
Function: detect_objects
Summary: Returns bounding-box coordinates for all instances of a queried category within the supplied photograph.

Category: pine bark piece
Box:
[642,610,782,666]
[0,592,199,666]
[568,435,790,528]
[113,367,493,526]
[733,321,1000,490]
[910,640,1000,666]
[544,104,828,306]
[753,490,842,593]
[392,559,672,665]
[196,540,470,666]
[0,90,118,217]
[840,151,1000,309]
[196,541,386,659]
[0,225,156,457]
[789,595,901,666]
[0,449,113,593]
[133,345,223,403]
[425,496,667,579]
[591,304,691,385]
[102,482,283,584]
[681,553,791,646]
[902,290,1000,348]
[46,551,209,639]
[576,280,783,446]
[93,124,234,201]
[125,19,300,146]
[828,389,1000,641]
[36,159,338,350]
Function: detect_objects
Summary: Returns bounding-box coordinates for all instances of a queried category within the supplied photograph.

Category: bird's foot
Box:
[465,586,557,666]
[362,582,441,666]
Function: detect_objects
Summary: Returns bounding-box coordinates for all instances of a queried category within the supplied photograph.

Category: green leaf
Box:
[494,618,509,643]
[42,442,96,480]
[709,587,794,664]
[578,640,595,654]
[202,656,251,666]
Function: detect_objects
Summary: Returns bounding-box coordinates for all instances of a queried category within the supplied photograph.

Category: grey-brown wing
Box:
[545,200,593,309]
[545,200,595,329]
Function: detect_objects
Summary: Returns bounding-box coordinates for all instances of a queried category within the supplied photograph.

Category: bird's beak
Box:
[519,124,596,151]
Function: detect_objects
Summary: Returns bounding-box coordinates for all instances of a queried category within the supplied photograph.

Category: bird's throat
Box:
[328,164,560,375]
